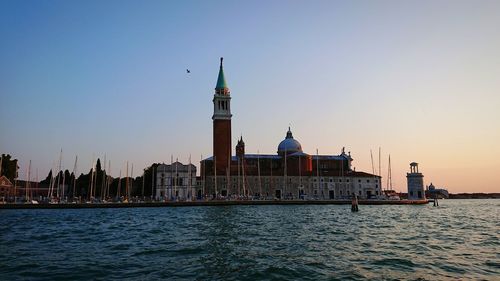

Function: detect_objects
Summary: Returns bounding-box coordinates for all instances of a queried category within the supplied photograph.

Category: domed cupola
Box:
[277,127,303,155]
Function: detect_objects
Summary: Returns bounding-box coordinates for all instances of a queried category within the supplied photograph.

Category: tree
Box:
[0,154,18,183]
[41,169,53,185]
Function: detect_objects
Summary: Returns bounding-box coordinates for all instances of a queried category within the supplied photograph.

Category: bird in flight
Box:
[186,69,191,73]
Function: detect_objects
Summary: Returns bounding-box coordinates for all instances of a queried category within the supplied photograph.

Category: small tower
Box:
[212,57,232,175]
[407,162,425,200]
[236,136,245,158]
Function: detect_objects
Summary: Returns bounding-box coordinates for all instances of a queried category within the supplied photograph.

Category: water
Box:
[0,200,498,280]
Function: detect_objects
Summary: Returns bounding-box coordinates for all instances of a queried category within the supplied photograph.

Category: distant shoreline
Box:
[0,199,430,209]
[447,193,500,199]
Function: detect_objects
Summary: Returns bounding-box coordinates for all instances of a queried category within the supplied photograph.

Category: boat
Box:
[384,155,400,200]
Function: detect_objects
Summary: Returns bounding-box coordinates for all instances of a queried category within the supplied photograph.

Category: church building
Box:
[200,58,381,200]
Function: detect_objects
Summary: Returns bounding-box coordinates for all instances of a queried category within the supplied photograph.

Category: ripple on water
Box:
[0,200,499,280]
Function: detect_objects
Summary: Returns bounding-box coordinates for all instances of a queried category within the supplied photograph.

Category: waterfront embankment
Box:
[0,199,429,209]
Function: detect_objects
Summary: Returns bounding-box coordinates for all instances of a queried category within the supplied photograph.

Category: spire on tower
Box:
[215,57,229,94]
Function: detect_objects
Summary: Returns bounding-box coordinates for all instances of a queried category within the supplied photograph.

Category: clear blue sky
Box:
[1,0,499,192]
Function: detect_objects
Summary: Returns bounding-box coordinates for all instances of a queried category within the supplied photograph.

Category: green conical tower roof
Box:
[215,57,228,90]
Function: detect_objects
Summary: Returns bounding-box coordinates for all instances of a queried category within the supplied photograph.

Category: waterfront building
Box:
[156,162,196,201]
[406,162,426,200]
[199,58,381,199]
[426,183,449,199]
[0,176,13,201]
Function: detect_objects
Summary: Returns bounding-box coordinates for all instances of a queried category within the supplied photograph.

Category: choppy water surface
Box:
[0,200,498,280]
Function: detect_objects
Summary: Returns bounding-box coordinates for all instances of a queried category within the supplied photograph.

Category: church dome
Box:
[277,127,303,155]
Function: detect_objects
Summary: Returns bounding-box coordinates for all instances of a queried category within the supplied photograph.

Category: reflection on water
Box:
[0,200,499,280]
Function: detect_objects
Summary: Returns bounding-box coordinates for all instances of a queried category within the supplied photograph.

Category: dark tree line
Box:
[39,159,161,199]
[2,153,163,199]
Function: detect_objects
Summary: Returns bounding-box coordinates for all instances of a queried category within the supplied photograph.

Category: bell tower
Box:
[212,57,232,175]
[407,162,425,200]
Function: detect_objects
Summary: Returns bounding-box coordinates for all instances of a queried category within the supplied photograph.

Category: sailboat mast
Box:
[61,166,65,200]
[142,170,145,198]
[35,168,38,201]
[125,161,129,200]
[56,149,62,198]
[201,155,205,199]
[89,156,94,200]
[72,156,78,199]
[378,147,381,177]
[284,149,287,198]
[117,170,121,198]
[258,151,261,198]
[188,155,191,201]
[298,153,301,198]
[241,155,245,197]
[237,156,240,197]
[370,149,375,175]
[26,160,31,202]
[214,156,217,197]
[175,158,178,199]
[107,160,111,199]
[316,149,320,199]
[270,157,272,198]
[386,155,390,191]
[101,154,107,199]
[151,166,154,200]
[130,163,133,200]
[170,155,173,200]
[389,155,392,190]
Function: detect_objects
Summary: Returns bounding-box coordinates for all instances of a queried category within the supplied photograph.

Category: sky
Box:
[1,0,499,193]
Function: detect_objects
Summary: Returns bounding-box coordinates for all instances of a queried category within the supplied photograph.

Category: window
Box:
[367,180,370,183]
[329,178,333,182]
[358,179,361,183]
[359,190,361,195]
[347,179,350,183]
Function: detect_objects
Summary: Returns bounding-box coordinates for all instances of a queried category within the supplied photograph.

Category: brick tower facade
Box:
[212,57,232,175]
